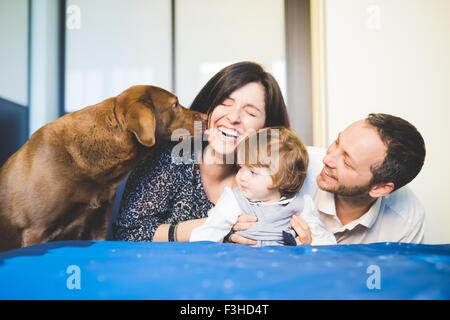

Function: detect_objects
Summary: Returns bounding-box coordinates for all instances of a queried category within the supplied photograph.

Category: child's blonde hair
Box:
[237,127,309,198]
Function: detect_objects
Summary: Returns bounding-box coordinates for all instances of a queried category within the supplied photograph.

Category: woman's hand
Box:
[290,214,312,245]
[226,214,257,245]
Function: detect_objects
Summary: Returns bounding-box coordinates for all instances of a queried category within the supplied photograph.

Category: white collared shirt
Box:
[298,147,426,244]
[315,188,425,244]
[247,196,295,206]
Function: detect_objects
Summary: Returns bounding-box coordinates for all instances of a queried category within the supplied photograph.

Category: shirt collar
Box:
[247,195,296,206]
[315,189,381,230]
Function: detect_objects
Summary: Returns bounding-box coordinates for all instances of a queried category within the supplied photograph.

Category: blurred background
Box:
[0,0,449,243]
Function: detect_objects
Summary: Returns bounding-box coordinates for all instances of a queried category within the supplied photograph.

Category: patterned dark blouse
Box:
[114,144,214,241]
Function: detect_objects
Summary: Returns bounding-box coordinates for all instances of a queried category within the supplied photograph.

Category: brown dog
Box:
[0,85,206,252]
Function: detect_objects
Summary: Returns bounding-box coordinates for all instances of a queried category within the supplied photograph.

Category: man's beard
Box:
[317,176,372,197]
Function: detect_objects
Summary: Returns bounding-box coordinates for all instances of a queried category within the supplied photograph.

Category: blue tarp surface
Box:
[0,241,449,300]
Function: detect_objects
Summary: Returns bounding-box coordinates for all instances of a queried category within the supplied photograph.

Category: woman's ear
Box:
[125,102,156,147]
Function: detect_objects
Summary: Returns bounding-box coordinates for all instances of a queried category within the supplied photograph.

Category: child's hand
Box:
[290,214,312,245]
[226,215,257,245]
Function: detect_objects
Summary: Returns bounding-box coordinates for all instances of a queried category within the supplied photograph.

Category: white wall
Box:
[59,0,287,115]
[29,0,61,135]
[65,0,172,112]
[317,0,450,243]
[0,0,28,106]
[175,0,286,107]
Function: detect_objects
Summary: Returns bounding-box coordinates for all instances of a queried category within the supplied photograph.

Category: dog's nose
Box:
[194,113,208,133]
[194,113,208,122]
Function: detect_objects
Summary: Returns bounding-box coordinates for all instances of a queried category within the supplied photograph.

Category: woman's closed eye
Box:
[221,98,234,107]
[245,110,257,117]
[244,106,260,117]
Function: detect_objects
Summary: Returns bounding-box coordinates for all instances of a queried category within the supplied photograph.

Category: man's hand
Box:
[290,214,312,245]
[227,214,257,245]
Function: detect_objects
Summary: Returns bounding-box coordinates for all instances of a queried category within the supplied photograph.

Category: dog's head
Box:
[116,85,207,147]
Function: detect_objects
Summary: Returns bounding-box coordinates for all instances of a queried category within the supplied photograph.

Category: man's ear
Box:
[125,102,156,147]
[369,182,395,198]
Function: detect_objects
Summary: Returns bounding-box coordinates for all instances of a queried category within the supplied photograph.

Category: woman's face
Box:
[207,82,266,156]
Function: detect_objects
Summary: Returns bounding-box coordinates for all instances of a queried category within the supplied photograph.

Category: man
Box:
[231,113,426,244]
[291,113,426,244]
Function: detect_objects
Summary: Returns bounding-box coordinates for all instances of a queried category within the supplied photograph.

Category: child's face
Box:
[236,165,281,202]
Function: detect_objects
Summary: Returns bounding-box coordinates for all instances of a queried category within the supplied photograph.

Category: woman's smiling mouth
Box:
[218,127,241,140]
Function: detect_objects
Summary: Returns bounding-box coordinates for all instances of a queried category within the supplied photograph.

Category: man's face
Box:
[317,120,387,197]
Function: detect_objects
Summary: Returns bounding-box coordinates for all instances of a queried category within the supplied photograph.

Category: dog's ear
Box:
[125,102,156,147]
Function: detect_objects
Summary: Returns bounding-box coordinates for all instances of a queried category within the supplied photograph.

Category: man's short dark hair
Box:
[366,113,426,191]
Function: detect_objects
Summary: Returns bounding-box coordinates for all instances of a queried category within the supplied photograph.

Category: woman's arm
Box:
[115,150,181,241]
[155,187,259,244]
[153,218,206,242]
[155,215,259,245]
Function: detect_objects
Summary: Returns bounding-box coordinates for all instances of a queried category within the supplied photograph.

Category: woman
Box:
[114,61,310,244]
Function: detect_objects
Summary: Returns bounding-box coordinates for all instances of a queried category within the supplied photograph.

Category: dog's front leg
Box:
[22,228,46,247]
[84,201,114,240]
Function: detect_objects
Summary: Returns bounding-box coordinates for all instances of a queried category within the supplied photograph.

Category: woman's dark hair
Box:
[367,113,426,191]
[190,61,290,128]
